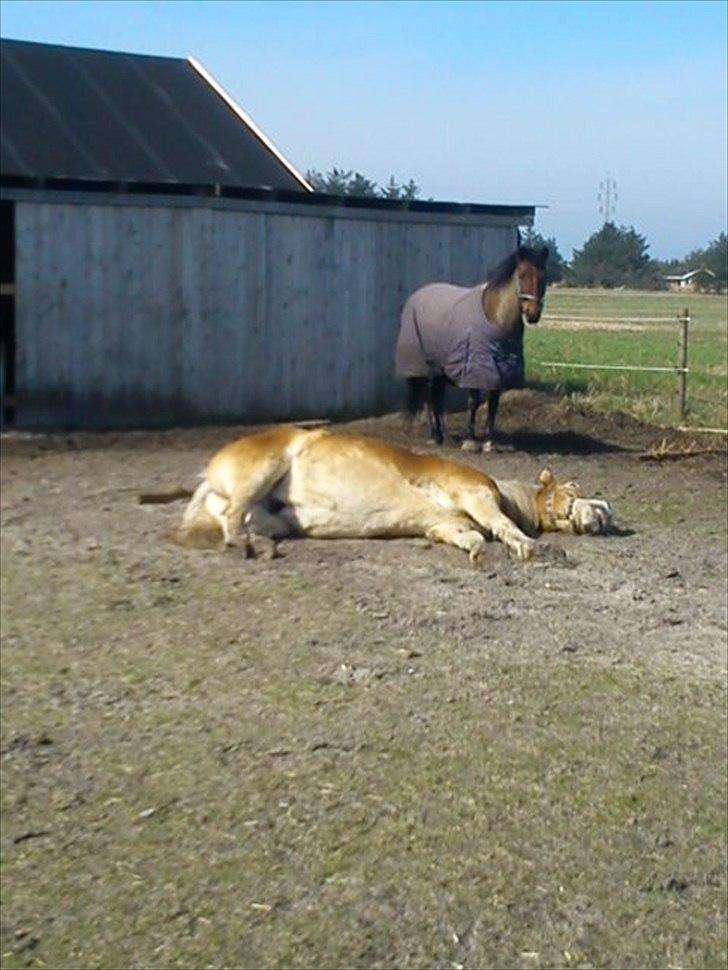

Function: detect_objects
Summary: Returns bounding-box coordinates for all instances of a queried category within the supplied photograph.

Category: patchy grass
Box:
[2,624,726,970]
[2,547,727,970]
[528,288,728,431]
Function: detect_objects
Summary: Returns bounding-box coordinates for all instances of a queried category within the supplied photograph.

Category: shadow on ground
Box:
[495,428,628,455]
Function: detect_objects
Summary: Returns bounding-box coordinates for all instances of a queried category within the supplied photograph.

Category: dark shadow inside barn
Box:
[0,200,15,426]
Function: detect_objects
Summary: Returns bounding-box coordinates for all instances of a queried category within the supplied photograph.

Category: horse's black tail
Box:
[405,376,429,418]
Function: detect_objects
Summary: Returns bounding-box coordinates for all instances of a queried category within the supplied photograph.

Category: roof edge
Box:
[0,36,182,62]
[186,56,313,193]
[0,175,536,221]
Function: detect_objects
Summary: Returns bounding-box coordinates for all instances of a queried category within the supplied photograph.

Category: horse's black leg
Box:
[483,390,501,452]
[404,377,427,427]
[461,389,482,452]
[426,375,447,445]
[406,377,427,418]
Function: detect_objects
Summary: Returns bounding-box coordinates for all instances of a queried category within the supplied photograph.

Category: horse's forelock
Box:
[517,244,549,269]
[488,246,547,288]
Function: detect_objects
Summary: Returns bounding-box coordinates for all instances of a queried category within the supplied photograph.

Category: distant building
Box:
[663,268,716,292]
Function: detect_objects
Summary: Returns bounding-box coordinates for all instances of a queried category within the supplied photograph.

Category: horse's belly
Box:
[291,503,418,538]
[273,452,430,538]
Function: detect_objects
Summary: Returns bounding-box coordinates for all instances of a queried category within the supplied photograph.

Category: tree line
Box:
[305,166,420,201]
[307,166,726,291]
[523,225,727,292]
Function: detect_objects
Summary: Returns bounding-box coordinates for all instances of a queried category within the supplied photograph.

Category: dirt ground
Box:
[1,389,726,970]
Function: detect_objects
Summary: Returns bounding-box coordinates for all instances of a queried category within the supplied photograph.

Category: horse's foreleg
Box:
[483,390,501,453]
[425,514,486,564]
[461,389,483,452]
[459,490,536,561]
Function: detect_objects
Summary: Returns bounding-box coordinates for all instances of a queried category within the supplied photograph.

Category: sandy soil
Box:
[1,390,726,970]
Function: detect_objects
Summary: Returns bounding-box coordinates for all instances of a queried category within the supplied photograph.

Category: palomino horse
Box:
[395,245,548,452]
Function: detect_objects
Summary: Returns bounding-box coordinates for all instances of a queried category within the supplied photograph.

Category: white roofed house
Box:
[663,267,717,292]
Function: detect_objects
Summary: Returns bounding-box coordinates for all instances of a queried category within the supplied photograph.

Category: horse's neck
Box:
[482,281,521,334]
[493,478,540,535]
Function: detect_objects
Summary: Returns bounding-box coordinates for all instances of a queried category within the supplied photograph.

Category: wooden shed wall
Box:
[13,197,519,429]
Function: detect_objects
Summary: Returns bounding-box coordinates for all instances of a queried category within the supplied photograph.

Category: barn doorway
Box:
[0,200,15,426]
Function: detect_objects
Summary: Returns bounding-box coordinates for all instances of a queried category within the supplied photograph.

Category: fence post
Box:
[676,308,689,419]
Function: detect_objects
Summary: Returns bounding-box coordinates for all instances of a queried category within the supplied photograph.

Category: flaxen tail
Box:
[138,487,193,505]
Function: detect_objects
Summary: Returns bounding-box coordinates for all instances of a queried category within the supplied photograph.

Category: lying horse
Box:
[167,425,612,564]
[395,245,548,452]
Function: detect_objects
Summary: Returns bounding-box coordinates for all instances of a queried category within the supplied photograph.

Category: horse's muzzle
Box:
[520,298,543,325]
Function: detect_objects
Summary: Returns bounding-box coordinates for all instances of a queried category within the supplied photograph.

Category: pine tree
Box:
[567,223,657,288]
[304,167,420,200]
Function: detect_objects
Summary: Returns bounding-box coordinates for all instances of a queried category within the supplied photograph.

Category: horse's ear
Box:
[538,468,554,486]
[540,246,549,266]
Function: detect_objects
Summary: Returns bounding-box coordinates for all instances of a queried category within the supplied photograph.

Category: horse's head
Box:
[515,245,548,324]
[535,468,613,535]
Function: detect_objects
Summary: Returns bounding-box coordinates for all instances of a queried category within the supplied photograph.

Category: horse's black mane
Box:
[487,246,546,288]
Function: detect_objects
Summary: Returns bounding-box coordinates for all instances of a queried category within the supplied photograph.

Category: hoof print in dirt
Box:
[531,542,572,567]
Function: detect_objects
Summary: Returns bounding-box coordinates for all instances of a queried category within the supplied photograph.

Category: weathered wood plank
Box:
[12,200,526,429]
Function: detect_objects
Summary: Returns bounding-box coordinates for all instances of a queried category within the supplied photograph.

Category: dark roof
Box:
[0,38,310,191]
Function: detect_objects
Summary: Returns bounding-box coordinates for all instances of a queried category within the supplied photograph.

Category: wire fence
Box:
[538,308,727,435]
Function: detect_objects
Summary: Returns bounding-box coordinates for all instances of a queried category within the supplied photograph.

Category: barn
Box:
[0,38,536,430]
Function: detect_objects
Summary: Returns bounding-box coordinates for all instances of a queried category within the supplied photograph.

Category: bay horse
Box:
[395,245,548,452]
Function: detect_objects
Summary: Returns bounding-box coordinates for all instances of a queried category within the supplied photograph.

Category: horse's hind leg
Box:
[404,377,427,429]
[483,390,501,453]
[216,453,292,548]
[461,389,483,452]
[426,375,447,445]
[406,377,424,417]
[181,479,214,527]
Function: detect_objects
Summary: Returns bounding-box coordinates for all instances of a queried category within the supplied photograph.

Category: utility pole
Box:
[598,175,618,224]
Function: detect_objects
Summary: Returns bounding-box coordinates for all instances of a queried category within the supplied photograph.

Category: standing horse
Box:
[395,245,548,452]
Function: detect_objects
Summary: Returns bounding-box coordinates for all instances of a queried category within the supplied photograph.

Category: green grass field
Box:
[526,288,728,432]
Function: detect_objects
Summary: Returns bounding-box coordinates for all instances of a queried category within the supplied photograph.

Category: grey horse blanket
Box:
[395,282,524,391]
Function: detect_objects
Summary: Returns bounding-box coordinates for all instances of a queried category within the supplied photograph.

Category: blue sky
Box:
[1,0,726,259]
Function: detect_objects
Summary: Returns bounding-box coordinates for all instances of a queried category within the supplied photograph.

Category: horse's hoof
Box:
[482,439,495,453]
[460,439,481,453]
